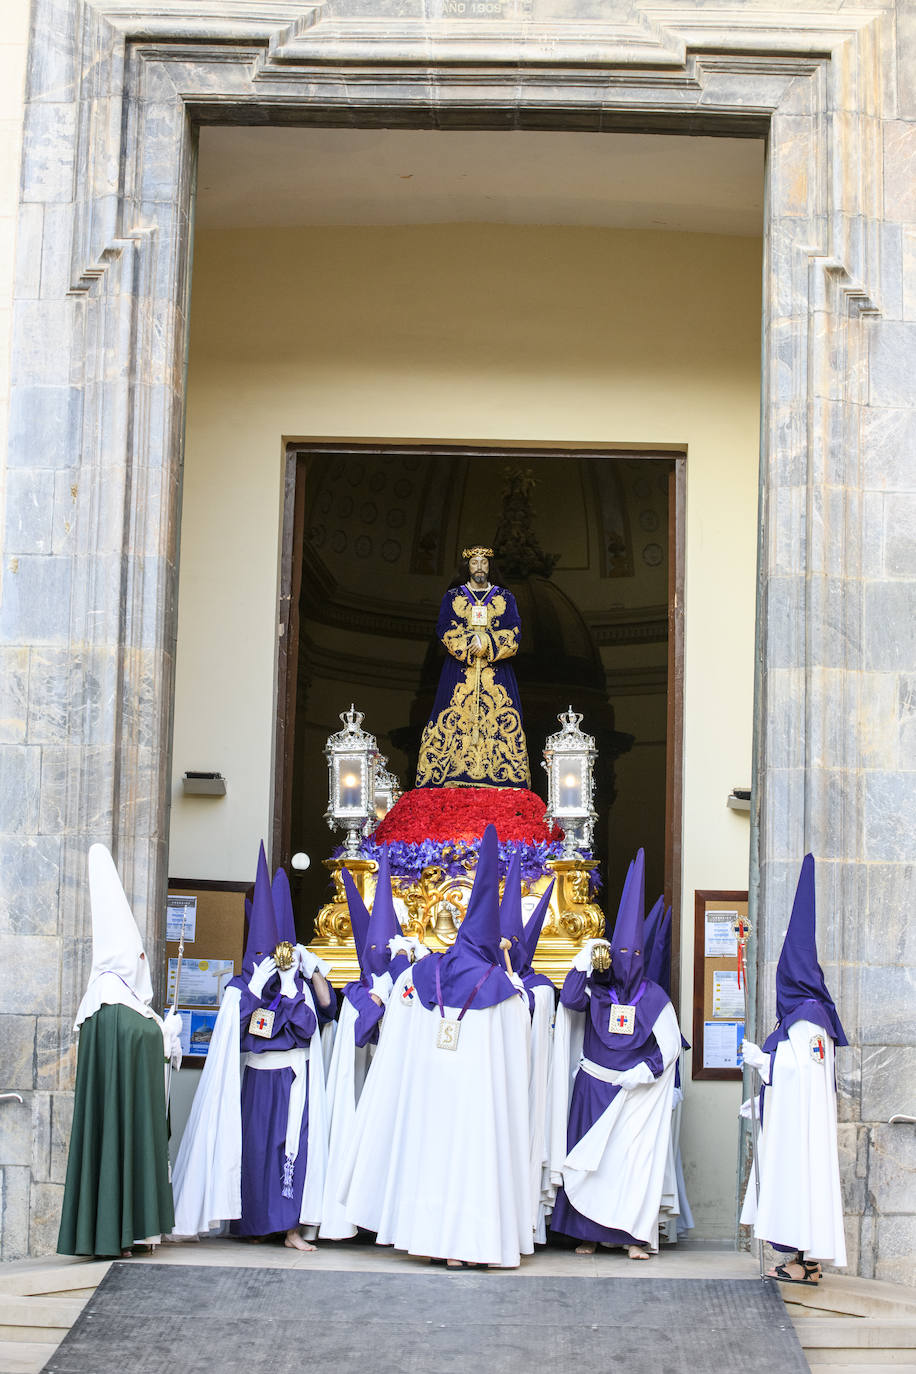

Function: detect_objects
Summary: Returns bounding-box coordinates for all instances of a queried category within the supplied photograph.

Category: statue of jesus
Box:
[415,546,530,789]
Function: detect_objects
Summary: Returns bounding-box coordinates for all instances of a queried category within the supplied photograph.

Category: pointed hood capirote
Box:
[644,895,672,994]
[341,867,371,973]
[243,842,279,972]
[74,844,161,1031]
[763,853,847,1050]
[413,824,519,1011]
[271,867,298,947]
[609,847,647,1002]
[519,876,555,990]
[363,845,410,982]
[498,851,525,971]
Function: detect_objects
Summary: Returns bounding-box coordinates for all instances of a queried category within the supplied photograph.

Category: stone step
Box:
[0,1295,86,1330]
[0,1260,110,1299]
[805,1360,916,1369]
[0,1337,61,1373]
[786,1279,916,1320]
[794,1317,916,1351]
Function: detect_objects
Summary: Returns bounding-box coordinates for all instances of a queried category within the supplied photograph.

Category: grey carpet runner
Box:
[43,1264,808,1373]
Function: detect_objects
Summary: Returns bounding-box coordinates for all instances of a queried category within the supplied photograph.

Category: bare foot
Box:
[575,1242,597,1255]
[628,1245,651,1261]
[284,1228,316,1252]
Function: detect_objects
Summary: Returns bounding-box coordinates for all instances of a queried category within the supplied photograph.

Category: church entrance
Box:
[277,442,683,989]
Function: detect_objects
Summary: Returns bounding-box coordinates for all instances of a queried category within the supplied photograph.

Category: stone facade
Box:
[0,0,913,1280]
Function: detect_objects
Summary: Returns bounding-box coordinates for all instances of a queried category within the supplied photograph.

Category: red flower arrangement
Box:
[375,786,561,846]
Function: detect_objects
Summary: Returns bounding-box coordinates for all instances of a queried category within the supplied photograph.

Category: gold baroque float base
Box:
[308,856,605,986]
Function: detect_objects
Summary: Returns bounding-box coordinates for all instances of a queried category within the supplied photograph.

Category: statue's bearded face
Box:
[468,553,489,584]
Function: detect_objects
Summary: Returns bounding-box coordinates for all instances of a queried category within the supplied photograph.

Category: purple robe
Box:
[549,968,668,1247]
[231,973,330,1236]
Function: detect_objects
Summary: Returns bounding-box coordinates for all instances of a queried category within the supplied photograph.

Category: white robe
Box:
[527,983,555,1243]
[548,999,681,1250]
[320,995,376,1240]
[338,965,534,1267]
[741,1018,846,1266]
[171,982,330,1237]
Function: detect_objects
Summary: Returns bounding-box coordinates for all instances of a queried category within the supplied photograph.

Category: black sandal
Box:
[767,1258,821,1284]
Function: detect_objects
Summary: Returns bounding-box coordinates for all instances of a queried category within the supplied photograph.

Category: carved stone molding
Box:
[4,0,910,1272]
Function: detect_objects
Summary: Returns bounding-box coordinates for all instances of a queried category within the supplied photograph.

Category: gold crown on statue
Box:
[462,545,494,560]
[273,941,296,972]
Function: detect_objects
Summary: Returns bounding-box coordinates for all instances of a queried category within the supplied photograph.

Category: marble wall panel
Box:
[0,834,61,935]
[0,1166,31,1260]
[1,1014,36,1090]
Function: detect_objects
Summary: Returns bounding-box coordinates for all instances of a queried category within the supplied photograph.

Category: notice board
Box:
[692,889,749,1081]
[165,880,247,1064]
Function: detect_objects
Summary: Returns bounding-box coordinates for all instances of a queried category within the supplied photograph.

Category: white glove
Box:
[370,972,393,1005]
[572,938,609,973]
[162,1010,183,1068]
[616,1062,656,1091]
[389,935,428,962]
[741,1039,770,1077]
[296,944,331,980]
[248,955,276,999]
[279,962,299,1000]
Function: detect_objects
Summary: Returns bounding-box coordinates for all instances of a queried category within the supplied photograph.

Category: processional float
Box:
[307,703,606,985]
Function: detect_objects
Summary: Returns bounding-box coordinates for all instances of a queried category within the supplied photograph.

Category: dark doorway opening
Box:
[276,442,683,997]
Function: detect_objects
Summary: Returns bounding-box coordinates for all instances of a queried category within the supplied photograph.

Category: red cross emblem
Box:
[616,1014,628,1028]
[401,984,415,1003]
[255,1015,269,1032]
[810,1034,825,1063]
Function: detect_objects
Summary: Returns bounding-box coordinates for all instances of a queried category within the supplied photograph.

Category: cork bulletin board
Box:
[165,880,247,1063]
[692,889,749,1082]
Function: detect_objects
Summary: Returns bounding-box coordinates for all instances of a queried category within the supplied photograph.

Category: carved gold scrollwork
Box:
[309,854,605,986]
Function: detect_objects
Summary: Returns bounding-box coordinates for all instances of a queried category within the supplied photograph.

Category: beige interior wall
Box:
[172,221,761,1236]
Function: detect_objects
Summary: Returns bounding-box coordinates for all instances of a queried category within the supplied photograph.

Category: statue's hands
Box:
[248,955,276,999]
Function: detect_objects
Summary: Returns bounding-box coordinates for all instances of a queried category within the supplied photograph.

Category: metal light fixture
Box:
[370,754,401,829]
[543,705,598,860]
[324,704,378,860]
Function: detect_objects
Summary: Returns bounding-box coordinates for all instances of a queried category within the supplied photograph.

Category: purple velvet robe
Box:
[231,973,331,1237]
[549,968,668,1247]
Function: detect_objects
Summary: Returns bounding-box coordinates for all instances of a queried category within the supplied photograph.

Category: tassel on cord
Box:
[282,1154,295,1199]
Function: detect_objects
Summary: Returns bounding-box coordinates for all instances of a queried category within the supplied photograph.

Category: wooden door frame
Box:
[274,440,686,1004]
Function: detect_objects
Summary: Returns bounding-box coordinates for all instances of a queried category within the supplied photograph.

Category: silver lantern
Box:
[369,753,401,831]
[542,705,598,859]
[324,704,378,859]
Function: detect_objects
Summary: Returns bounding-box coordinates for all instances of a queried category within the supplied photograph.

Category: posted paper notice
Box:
[177,1007,219,1057]
[712,968,744,1019]
[704,1019,745,1069]
[167,956,234,1007]
[166,895,197,943]
[704,910,738,958]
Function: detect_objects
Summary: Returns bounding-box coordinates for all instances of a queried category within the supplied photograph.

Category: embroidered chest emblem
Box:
[809,1033,826,1063]
[401,983,415,1003]
[610,1004,636,1035]
[249,1008,275,1038]
[436,1017,460,1050]
[469,605,488,628]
